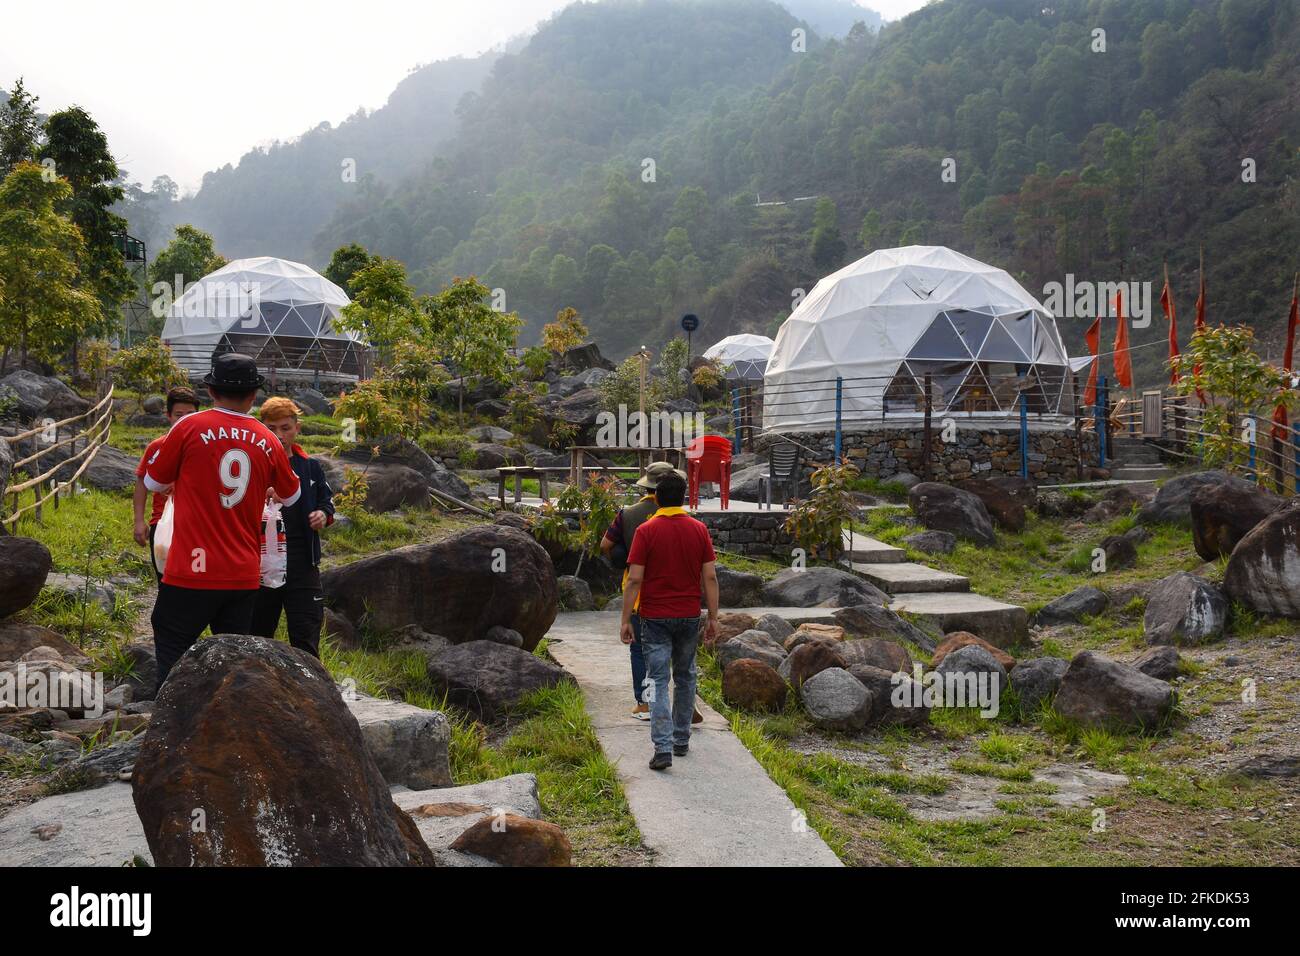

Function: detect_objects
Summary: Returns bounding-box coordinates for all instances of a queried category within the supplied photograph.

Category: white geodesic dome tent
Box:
[703,333,774,381]
[763,246,1073,432]
[161,257,367,380]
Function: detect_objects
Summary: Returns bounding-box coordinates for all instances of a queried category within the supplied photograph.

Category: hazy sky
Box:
[3,0,927,192]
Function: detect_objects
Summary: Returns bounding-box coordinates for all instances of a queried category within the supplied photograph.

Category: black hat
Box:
[203,352,265,390]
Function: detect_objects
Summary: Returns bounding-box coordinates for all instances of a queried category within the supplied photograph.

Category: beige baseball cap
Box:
[636,461,687,489]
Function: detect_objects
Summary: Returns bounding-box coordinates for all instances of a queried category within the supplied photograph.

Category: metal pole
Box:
[1248,416,1257,483]
[1019,390,1029,479]
[834,377,843,464]
[922,373,933,482]
[1073,374,1083,480]
[731,387,742,456]
[1096,376,1107,468]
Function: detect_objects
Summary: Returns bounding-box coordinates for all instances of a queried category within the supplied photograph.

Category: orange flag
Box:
[1161,265,1179,385]
[1113,289,1133,389]
[1083,316,1100,406]
[1270,275,1299,444]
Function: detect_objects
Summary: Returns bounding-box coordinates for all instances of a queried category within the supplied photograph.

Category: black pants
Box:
[151,583,257,694]
[148,523,161,584]
[250,563,324,659]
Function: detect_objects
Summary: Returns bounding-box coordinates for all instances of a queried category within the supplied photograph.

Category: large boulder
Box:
[1099,533,1138,569]
[800,667,872,732]
[929,631,1015,672]
[908,482,995,545]
[561,343,615,372]
[426,641,571,720]
[1131,645,1182,682]
[848,664,930,728]
[1143,572,1228,646]
[0,370,88,421]
[704,611,758,647]
[319,456,455,514]
[934,644,1008,695]
[1034,586,1109,626]
[0,782,151,866]
[780,640,846,690]
[1009,657,1068,712]
[1223,500,1300,618]
[1082,485,1148,523]
[715,629,787,671]
[322,526,558,651]
[0,537,53,618]
[954,479,1026,532]
[290,388,332,416]
[833,602,937,652]
[344,692,452,789]
[752,612,794,644]
[715,566,764,607]
[783,622,845,652]
[1053,651,1176,732]
[556,575,595,611]
[132,635,434,866]
[0,621,82,661]
[762,567,887,608]
[449,814,572,867]
[335,437,473,503]
[836,637,910,673]
[903,530,956,555]
[1138,470,1242,527]
[538,388,603,429]
[985,474,1037,509]
[1189,480,1283,560]
[721,658,788,712]
[469,442,524,470]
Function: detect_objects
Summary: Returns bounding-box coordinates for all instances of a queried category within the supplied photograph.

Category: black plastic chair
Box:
[759,442,801,509]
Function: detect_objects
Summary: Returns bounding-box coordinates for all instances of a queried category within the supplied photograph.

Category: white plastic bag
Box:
[260,501,287,589]
[153,496,174,577]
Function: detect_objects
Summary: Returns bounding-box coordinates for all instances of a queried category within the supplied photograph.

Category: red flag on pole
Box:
[1161,264,1179,385]
[1083,316,1100,406]
[1270,275,1299,443]
[1113,289,1133,389]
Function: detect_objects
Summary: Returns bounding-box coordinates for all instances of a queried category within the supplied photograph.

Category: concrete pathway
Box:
[545,610,843,867]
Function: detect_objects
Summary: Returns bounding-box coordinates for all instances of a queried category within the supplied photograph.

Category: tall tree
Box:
[424,276,523,418]
[0,163,99,368]
[149,224,227,291]
[0,78,41,175]
[323,242,379,292]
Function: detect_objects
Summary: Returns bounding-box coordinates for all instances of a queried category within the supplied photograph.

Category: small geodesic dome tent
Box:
[763,246,1072,432]
[161,257,367,380]
[703,333,774,381]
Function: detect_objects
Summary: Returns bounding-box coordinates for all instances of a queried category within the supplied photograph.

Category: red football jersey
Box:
[136,435,170,524]
[144,408,301,590]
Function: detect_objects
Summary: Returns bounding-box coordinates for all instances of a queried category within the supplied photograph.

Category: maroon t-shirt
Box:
[627,512,716,619]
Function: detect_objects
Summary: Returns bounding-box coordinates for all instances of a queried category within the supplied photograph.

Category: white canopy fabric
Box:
[703,333,774,381]
[161,257,365,378]
[763,246,1072,431]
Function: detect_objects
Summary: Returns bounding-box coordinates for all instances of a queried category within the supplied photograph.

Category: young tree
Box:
[149,224,227,291]
[541,306,588,354]
[0,78,41,175]
[323,242,378,292]
[0,163,99,368]
[424,276,523,419]
[334,257,422,365]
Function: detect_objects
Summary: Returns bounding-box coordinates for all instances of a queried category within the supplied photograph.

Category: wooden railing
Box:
[3,386,115,527]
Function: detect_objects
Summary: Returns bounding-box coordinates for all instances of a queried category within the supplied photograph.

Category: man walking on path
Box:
[144,354,301,691]
[619,472,719,770]
[601,461,677,720]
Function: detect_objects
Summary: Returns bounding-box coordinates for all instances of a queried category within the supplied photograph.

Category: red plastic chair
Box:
[686,435,733,509]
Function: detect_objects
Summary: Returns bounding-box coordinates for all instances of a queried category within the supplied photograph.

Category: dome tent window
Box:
[763,246,1073,431]
[161,257,369,383]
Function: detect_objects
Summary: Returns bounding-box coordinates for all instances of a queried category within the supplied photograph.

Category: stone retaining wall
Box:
[694,511,798,559]
[761,423,1098,482]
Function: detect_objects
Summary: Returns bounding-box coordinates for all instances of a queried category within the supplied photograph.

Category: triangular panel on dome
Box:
[295,303,328,335]
[944,310,995,357]
[883,362,923,413]
[981,362,1024,411]
[995,311,1036,358]
[259,301,293,333]
[905,314,972,360]
[300,340,326,372]
[275,307,315,339]
[257,338,288,369]
[224,332,271,357]
[1034,364,1070,413]
[318,338,349,372]
[904,359,973,411]
[1032,318,1067,364]
[952,365,996,412]
[976,320,1031,363]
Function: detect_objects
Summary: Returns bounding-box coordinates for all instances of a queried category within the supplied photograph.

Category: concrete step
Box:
[1111,464,1171,480]
[841,530,907,564]
[850,561,970,594]
[888,591,1028,649]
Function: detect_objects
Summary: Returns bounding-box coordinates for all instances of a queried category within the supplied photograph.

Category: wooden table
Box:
[567,445,688,490]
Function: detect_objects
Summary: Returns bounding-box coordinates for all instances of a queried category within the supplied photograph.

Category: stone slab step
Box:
[841,530,907,564]
[1111,464,1171,480]
[850,561,970,594]
[888,591,1028,649]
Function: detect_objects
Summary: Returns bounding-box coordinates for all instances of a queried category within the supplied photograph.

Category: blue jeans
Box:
[638,615,700,753]
[630,614,647,703]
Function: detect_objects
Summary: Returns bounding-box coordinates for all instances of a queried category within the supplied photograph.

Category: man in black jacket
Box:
[250,397,335,657]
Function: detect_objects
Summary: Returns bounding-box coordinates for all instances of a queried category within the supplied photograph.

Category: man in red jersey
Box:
[143,353,301,692]
[133,385,199,581]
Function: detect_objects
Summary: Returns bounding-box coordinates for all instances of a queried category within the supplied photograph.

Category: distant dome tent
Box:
[763,246,1072,432]
[161,257,368,381]
[703,333,774,381]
